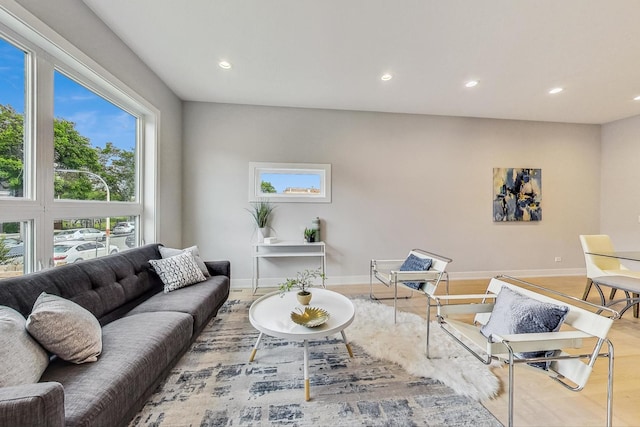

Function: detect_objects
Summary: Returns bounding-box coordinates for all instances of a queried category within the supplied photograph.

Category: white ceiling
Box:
[82,0,640,125]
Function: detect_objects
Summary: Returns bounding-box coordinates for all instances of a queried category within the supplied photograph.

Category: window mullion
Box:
[34,56,54,270]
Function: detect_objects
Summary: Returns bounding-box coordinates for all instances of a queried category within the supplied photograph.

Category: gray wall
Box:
[183,102,601,287]
[12,0,639,287]
[601,115,640,252]
[16,0,184,247]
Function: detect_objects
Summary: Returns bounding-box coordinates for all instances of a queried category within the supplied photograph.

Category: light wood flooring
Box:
[238,276,640,426]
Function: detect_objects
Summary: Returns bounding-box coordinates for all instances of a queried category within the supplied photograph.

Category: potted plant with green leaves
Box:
[279,268,326,305]
[303,227,315,243]
[246,199,275,242]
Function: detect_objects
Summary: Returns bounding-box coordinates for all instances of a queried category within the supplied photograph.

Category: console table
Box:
[252,241,326,293]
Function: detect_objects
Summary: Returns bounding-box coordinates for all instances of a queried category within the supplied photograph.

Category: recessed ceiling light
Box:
[634,95,640,101]
[465,80,479,88]
[381,73,393,81]
[218,61,232,69]
[548,87,563,94]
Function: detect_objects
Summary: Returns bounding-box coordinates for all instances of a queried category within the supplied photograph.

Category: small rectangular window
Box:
[249,162,331,203]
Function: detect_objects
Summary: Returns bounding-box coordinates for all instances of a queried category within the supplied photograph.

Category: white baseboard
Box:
[230,268,586,289]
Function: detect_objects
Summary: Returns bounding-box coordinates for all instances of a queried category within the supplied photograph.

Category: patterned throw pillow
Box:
[159,245,210,277]
[480,285,569,369]
[399,253,433,290]
[26,292,102,364]
[149,251,207,293]
[0,306,49,386]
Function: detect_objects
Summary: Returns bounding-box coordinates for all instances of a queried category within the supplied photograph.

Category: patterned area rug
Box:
[129,292,502,426]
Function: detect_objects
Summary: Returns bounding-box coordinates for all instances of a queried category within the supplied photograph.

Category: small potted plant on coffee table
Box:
[278,268,325,305]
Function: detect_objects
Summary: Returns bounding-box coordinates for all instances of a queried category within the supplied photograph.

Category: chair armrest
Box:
[204,260,230,278]
[492,330,592,353]
[435,293,497,315]
[371,258,404,269]
[389,270,443,281]
[434,293,498,301]
[438,302,495,316]
[0,382,65,427]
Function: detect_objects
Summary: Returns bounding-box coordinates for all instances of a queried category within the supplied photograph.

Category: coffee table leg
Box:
[341,330,354,358]
[249,332,263,362]
[304,340,310,401]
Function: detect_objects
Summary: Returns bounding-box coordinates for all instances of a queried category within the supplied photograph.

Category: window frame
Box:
[0,4,158,272]
[248,162,332,203]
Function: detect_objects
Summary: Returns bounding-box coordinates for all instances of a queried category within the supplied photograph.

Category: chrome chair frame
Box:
[369,249,452,357]
[434,275,618,427]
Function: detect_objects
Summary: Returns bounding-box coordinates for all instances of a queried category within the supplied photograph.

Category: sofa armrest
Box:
[204,260,230,278]
[0,382,64,427]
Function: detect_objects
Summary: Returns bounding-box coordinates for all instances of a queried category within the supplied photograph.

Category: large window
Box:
[53,71,137,202]
[0,38,26,198]
[0,7,157,279]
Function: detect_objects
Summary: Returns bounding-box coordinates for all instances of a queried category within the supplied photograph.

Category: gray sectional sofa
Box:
[0,243,230,427]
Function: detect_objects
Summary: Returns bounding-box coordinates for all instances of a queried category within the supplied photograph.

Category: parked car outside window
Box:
[53,240,119,266]
[54,228,106,242]
[125,234,136,248]
[0,237,22,247]
[113,222,135,234]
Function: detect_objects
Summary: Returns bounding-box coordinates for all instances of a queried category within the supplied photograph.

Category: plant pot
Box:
[258,227,269,243]
[297,291,312,305]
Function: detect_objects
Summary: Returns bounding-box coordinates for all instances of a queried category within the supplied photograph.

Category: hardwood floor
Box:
[323,276,639,426]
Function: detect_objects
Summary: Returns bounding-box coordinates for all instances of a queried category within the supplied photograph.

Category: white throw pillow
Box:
[150,251,207,293]
[26,293,102,364]
[159,245,210,277]
[0,306,49,386]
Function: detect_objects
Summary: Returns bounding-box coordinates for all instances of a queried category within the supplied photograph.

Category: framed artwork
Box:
[493,168,541,222]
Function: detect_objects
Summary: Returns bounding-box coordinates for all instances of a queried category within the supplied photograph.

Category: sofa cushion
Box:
[159,245,210,277]
[149,251,206,293]
[26,293,102,364]
[0,306,49,387]
[127,275,230,333]
[40,311,193,427]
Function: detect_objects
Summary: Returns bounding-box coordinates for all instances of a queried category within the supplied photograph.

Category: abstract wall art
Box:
[493,168,542,222]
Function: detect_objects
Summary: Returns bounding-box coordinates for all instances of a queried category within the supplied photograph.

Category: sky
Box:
[261,173,321,193]
[0,38,136,151]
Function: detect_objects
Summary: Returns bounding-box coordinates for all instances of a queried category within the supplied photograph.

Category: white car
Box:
[112,222,135,234]
[1,237,22,247]
[53,240,119,266]
[54,228,106,242]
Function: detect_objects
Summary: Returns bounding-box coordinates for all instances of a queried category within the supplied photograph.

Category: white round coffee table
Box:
[248,288,355,401]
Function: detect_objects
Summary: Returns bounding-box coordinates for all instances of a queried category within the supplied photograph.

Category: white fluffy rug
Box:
[347,298,500,401]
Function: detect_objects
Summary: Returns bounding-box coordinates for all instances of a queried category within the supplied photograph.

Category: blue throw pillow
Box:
[480,285,569,369]
[399,253,432,290]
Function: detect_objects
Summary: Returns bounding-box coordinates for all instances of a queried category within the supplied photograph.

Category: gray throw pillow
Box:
[480,285,569,369]
[26,293,102,364]
[0,306,49,387]
[150,250,207,293]
[159,245,210,277]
